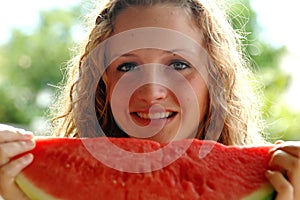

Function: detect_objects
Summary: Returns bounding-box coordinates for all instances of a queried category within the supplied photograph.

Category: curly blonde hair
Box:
[51,0,266,145]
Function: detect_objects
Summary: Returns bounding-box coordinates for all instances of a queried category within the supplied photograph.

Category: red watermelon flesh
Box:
[15,137,276,200]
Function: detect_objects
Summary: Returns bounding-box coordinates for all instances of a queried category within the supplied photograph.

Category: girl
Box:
[0,0,299,199]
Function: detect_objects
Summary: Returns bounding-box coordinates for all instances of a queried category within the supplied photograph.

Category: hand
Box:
[266,140,300,200]
[0,124,35,200]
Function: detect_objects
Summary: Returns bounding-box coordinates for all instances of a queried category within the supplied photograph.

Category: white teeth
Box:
[136,112,172,120]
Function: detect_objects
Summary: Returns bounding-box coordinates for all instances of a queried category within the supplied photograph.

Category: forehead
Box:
[103,5,204,61]
[112,5,203,42]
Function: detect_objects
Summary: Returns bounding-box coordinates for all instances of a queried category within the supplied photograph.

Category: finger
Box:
[269,150,300,170]
[0,154,33,200]
[265,170,293,200]
[0,124,32,134]
[0,126,33,143]
[0,153,33,178]
[270,141,300,158]
[269,150,300,198]
[269,150,300,178]
[0,140,35,166]
[275,140,284,145]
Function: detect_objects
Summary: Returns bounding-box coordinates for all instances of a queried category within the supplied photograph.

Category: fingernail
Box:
[25,140,35,147]
[275,140,284,145]
[23,131,34,138]
[268,147,278,153]
[23,153,34,164]
[265,170,273,178]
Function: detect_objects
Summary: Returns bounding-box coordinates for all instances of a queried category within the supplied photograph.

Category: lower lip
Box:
[130,113,177,127]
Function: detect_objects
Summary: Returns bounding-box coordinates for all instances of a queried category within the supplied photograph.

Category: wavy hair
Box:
[50,0,266,145]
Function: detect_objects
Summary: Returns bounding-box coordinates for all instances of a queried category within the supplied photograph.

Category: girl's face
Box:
[105,5,209,143]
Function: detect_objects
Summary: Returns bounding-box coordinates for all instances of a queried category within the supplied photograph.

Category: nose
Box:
[135,84,168,104]
[132,64,169,103]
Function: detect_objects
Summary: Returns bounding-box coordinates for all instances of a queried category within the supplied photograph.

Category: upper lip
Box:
[134,111,174,120]
[130,107,178,120]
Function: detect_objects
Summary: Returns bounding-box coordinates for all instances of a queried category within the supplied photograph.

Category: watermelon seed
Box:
[113,180,117,185]
[206,180,216,191]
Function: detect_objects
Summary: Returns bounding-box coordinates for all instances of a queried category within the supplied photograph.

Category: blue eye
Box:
[170,61,190,70]
[117,62,138,72]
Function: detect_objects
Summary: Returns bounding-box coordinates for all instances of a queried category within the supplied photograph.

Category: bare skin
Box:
[0,124,35,200]
[0,5,299,200]
[266,140,300,199]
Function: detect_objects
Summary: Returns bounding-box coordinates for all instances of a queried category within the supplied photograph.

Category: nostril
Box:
[135,84,168,103]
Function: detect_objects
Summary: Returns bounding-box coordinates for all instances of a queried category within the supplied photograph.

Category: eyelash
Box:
[116,61,191,72]
[117,62,138,72]
[169,61,190,70]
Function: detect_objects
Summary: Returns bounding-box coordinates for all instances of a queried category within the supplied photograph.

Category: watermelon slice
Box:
[15,137,276,200]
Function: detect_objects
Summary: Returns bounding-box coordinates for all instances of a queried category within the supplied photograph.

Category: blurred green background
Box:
[0,0,299,142]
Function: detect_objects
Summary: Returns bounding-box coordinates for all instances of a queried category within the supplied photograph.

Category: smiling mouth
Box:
[133,112,177,120]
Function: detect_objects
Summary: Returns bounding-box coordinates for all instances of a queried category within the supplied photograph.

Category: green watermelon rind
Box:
[15,138,276,200]
[242,183,276,200]
[16,173,57,200]
[16,172,276,200]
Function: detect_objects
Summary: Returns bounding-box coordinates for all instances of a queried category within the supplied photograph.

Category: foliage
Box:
[228,0,300,141]
[0,7,81,133]
[227,0,286,69]
[0,1,299,140]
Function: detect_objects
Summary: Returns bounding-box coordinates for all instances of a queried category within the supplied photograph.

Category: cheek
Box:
[107,73,135,113]
[174,73,208,139]
[106,73,120,102]
[107,83,114,101]
[188,74,209,115]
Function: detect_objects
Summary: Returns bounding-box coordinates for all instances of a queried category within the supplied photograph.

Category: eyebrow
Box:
[168,48,196,55]
[115,48,196,58]
[117,52,139,58]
